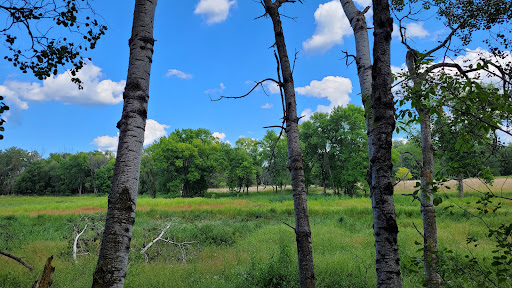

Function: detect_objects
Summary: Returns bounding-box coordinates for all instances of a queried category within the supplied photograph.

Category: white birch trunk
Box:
[92,1,157,287]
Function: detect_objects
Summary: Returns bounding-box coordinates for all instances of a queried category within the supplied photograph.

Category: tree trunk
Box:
[407,49,441,288]
[370,0,402,286]
[339,0,373,187]
[457,172,464,197]
[92,1,157,287]
[341,0,401,286]
[264,1,316,287]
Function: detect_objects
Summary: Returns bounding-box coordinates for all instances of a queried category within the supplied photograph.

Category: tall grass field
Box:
[1,178,511,287]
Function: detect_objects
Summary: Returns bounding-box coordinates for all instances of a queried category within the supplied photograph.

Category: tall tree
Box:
[369,0,402,286]
[92,0,157,287]
[262,1,316,286]
[340,0,402,286]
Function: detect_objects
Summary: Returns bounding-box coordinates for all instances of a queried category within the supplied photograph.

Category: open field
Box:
[1,180,511,287]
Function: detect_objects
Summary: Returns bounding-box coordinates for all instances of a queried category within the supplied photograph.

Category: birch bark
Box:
[370,0,402,286]
[341,0,402,286]
[264,1,316,287]
[92,1,157,287]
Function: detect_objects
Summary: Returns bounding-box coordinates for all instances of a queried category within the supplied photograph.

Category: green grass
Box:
[1,186,511,287]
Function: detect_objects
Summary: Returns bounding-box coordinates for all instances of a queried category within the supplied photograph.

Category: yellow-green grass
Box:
[1,182,511,287]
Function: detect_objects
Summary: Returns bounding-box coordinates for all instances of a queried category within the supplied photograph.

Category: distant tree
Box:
[0,147,40,194]
[236,137,262,192]
[95,158,115,195]
[261,130,290,199]
[328,105,368,196]
[60,152,90,195]
[88,151,113,194]
[151,128,218,197]
[300,105,368,196]
[139,149,157,198]
[12,159,50,195]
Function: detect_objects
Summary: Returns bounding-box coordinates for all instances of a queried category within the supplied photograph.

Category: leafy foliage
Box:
[0,0,108,85]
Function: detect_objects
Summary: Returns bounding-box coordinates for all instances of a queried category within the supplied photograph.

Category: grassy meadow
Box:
[1,178,511,287]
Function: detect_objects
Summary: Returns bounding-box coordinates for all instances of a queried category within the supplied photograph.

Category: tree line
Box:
[3,103,511,198]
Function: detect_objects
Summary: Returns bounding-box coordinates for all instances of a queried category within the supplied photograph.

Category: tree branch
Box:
[0,249,34,271]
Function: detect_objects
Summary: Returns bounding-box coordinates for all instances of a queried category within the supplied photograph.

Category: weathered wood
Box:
[32,256,55,288]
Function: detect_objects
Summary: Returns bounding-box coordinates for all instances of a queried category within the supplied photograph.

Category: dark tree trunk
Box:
[264,1,316,287]
[457,172,464,197]
[92,1,157,287]
[370,0,402,286]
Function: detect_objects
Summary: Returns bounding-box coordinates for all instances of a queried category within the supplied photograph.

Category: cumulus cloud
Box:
[92,119,170,151]
[303,1,352,54]
[194,0,236,24]
[263,81,281,94]
[205,83,226,95]
[166,69,192,79]
[212,132,226,141]
[392,22,430,40]
[261,103,273,109]
[0,62,125,111]
[442,48,512,87]
[92,135,119,152]
[393,137,409,143]
[296,76,352,120]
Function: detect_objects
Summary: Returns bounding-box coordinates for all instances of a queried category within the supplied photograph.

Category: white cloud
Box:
[393,137,409,143]
[166,69,192,79]
[212,132,226,141]
[443,48,512,87]
[0,62,125,110]
[301,108,314,122]
[296,76,352,119]
[144,119,170,146]
[194,0,236,24]
[261,103,273,109]
[263,81,281,94]
[303,1,352,54]
[205,83,226,95]
[392,22,430,40]
[92,134,119,152]
[92,119,170,151]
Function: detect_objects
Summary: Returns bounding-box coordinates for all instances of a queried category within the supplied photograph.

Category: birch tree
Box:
[92,0,157,287]
[340,0,402,286]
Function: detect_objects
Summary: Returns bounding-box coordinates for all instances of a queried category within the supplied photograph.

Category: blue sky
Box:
[1,0,510,155]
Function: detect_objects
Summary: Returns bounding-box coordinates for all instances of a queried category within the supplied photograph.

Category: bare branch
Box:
[0,249,34,271]
[73,223,88,262]
[140,223,172,256]
[210,78,281,102]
